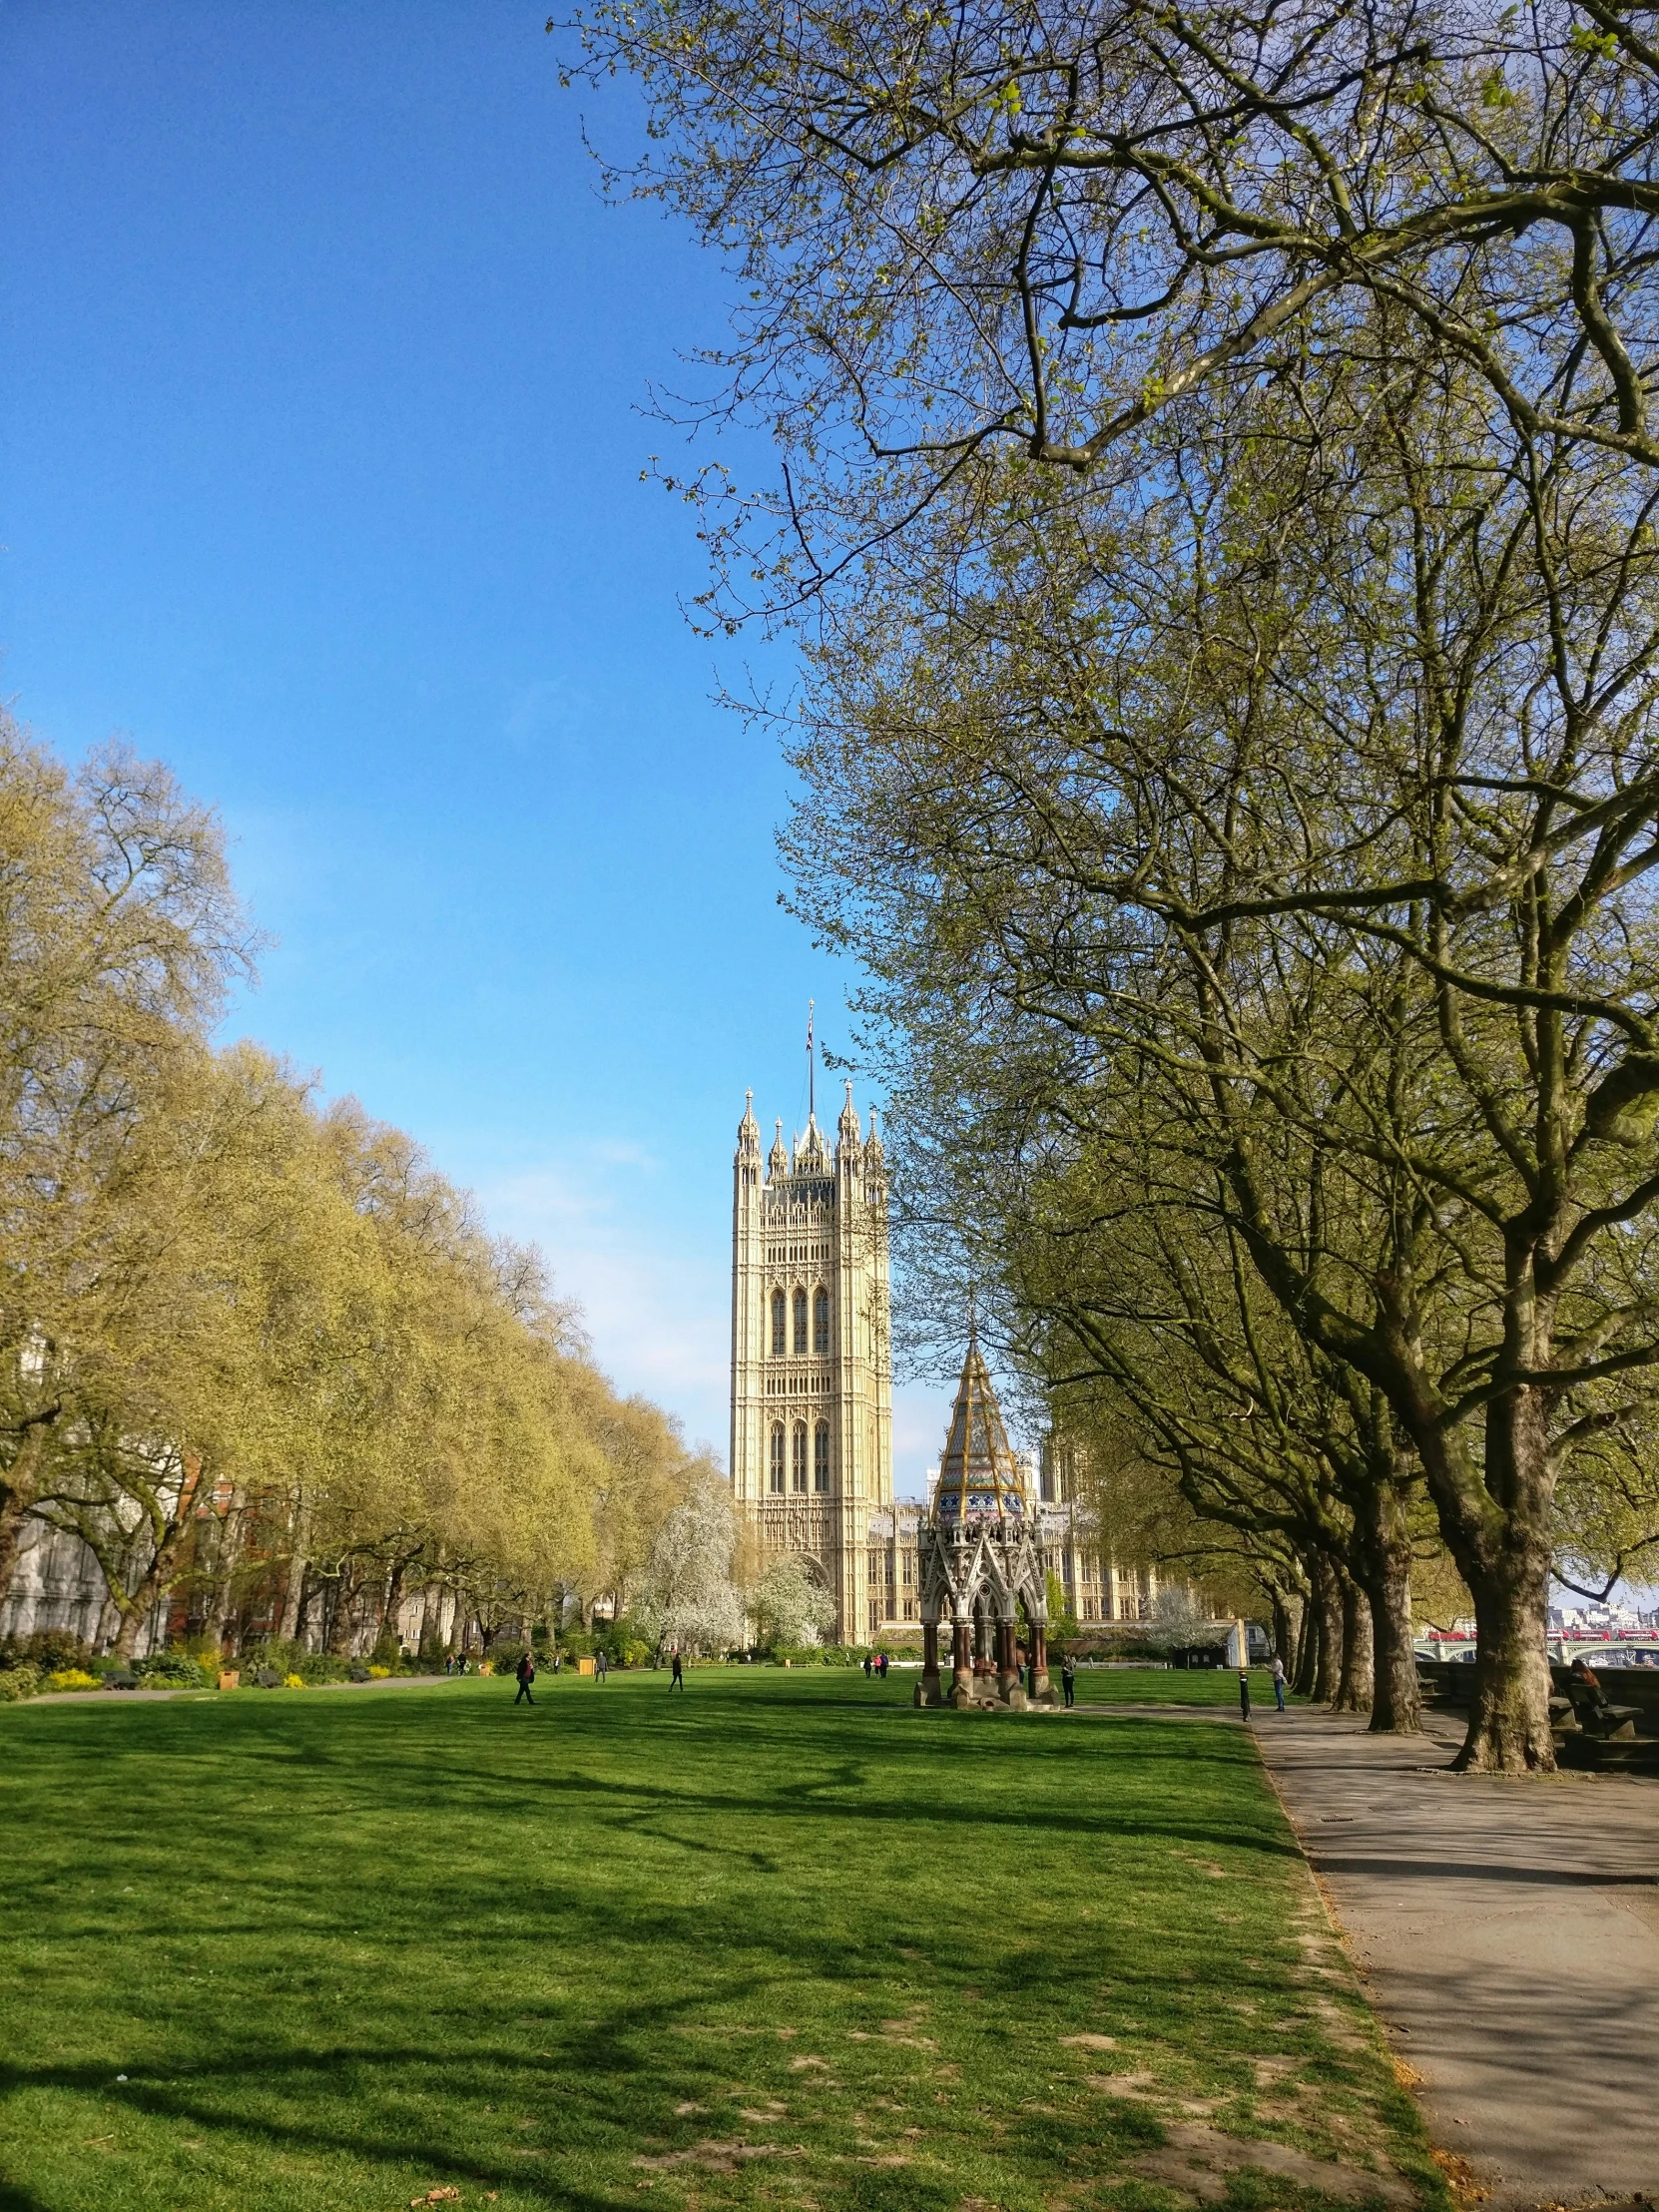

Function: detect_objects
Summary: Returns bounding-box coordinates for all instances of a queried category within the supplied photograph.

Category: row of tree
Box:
[0,722,705,1658]
[573,0,1659,1768]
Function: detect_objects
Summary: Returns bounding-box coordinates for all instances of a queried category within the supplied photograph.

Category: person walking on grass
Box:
[1060,1653,1076,1709]
[1270,1653,1287,1712]
[862,1652,872,1680]
[670,1650,684,1692]
[514,1651,536,1706]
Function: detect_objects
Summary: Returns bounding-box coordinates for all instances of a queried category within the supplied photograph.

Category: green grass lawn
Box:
[1068,1668,1283,1706]
[0,1671,1440,2212]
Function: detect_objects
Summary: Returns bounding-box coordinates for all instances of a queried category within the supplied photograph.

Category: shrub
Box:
[489,1640,530,1680]
[2,1629,94,1675]
[768,1643,873,1667]
[134,1651,214,1688]
[282,1673,305,1689]
[46,1668,100,1693]
[0,1664,41,1702]
[296,1653,349,1685]
[367,1663,390,1678]
[368,1629,403,1670]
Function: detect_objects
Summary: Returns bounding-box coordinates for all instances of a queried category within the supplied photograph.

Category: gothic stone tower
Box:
[730,1081,893,1643]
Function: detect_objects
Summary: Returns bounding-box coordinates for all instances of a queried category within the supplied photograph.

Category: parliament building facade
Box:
[728,1081,1158,1646]
[729,1084,893,1644]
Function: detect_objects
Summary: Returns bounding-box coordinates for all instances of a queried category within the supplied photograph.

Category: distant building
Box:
[728,1065,1158,1646]
[1,1514,165,1655]
[729,1080,893,1644]
[1035,1437,1158,1624]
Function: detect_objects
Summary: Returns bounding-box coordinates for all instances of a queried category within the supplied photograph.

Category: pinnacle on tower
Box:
[796,1111,827,1173]
[738,1088,760,1154]
[768,1118,790,1180]
[837,1077,861,1148]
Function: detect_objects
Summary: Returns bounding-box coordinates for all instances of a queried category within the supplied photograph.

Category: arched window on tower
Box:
[814,1421,830,1492]
[793,1287,809,1355]
[770,1423,786,1494]
[771,1288,786,1356]
[814,1286,830,1356]
[792,1422,809,1493]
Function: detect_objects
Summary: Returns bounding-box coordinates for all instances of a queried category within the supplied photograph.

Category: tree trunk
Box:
[0,1420,55,1592]
[1429,1393,1557,1774]
[278,1497,310,1642]
[112,1539,185,1659]
[1355,1482,1422,1734]
[112,1594,151,1662]
[1309,1554,1341,1702]
[1364,1545,1421,1733]
[1292,1581,1318,1697]
[295,1569,318,1649]
[1332,1575,1374,1712]
[325,1567,356,1656]
[1455,1533,1556,1773]
[203,1501,246,1653]
[1269,1586,1295,1670]
[382,1557,407,1642]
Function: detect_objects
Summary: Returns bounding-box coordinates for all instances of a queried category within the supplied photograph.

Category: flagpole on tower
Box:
[807,999,816,1124]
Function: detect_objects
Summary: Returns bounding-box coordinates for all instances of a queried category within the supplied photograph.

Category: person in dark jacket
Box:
[670,1650,684,1692]
[1060,1653,1076,1708]
[514,1652,536,1706]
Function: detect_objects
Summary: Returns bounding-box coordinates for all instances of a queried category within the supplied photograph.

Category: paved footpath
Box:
[1254,1704,1659,2211]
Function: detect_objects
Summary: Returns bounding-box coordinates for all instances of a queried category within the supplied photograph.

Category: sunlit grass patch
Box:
[0,1670,1441,2212]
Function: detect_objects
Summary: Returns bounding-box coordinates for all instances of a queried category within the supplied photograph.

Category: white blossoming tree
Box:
[632,1472,745,1657]
[750,1553,838,1651]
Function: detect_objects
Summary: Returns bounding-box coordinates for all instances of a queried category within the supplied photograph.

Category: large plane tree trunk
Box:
[1450,1394,1556,1772]
[1309,1554,1341,1703]
[1332,1575,1374,1713]
[1354,1475,1422,1735]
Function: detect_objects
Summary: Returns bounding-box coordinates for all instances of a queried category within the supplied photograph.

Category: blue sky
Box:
[0,0,955,1489]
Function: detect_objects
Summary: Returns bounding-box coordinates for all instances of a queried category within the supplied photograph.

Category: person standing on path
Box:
[1270,1653,1287,1711]
[670,1650,684,1692]
[514,1652,536,1706]
[1060,1653,1076,1708]
[1238,1667,1251,1721]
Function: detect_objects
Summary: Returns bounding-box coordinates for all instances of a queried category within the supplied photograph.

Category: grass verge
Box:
[0,1670,1442,2212]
